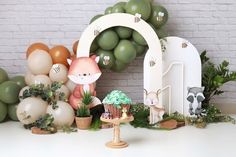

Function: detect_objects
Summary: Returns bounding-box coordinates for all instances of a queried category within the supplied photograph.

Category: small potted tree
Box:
[75,92,93,129]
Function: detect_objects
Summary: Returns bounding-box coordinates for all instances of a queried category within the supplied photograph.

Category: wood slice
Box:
[177,121,185,128]
[160,119,178,129]
[31,127,53,135]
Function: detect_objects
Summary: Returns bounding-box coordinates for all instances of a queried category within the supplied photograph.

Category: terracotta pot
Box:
[75,116,93,130]
[104,104,130,118]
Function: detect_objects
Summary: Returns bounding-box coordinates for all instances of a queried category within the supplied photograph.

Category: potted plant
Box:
[75,92,93,129]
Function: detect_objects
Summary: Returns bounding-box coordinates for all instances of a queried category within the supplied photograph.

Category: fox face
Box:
[67,56,101,85]
[144,89,161,106]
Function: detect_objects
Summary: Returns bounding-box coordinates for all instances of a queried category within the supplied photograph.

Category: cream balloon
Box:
[49,64,68,83]
[65,80,76,93]
[17,97,48,125]
[31,75,52,86]
[27,50,53,75]
[19,86,30,101]
[56,85,70,100]
[25,70,35,85]
[46,101,75,127]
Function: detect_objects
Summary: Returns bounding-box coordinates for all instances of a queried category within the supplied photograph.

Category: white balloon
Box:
[56,85,70,100]
[19,86,30,101]
[25,70,35,85]
[46,101,75,127]
[17,97,48,125]
[49,64,68,83]
[65,80,76,93]
[27,50,53,75]
[31,75,52,86]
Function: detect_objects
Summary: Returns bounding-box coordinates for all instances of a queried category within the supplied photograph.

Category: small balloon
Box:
[65,80,77,93]
[49,45,71,67]
[56,85,70,100]
[26,42,49,58]
[31,75,52,86]
[49,64,68,83]
[72,40,79,55]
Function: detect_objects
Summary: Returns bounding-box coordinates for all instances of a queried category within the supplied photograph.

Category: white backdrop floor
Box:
[0,121,235,157]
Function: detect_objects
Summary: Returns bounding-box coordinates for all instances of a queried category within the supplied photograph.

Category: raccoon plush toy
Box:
[187,87,205,117]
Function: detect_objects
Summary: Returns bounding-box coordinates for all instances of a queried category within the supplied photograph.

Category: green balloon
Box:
[132,31,147,46]
[114,2,126,8]
[157,27,168,39]
[97,30,119,50]
[10,76,26,88]
[125,0,151,20]
[97,49,116,69]
[0,68,8,84]
[112,5,125,13]
[115,27,133,39]
[105,7,113,14]
[90,39,99,52]
[0,101,7,122]
[89,14,103,24]
[132,41,147,56]
[111,60,127,72]
[114,40,137,64]
[0,81,21,104]
[149,5,168,28]
[8,103,19,121]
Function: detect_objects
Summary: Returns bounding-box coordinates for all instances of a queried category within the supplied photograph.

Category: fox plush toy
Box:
[67,55,102,109]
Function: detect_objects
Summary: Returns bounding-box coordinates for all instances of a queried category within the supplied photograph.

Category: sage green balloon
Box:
[132,41,147,56]
[0,68,8,84]
[0,81,21,104]
[97,49,116,69]
[10,76,26,88]
[89,14,103,24]
[90,39,99,52]
[112,5,125,13]
[125,0,151,20]
[114,2,126,8]
[114,40,136,64]
[105,7,113,14]
[149,5,168,28]
[132,31,147,46]
[157,27,168,39]
[97,30,119,50]
[111,60,127,72]
[115,27,133,39]
[0,101,7,122]
[8,103,19,121]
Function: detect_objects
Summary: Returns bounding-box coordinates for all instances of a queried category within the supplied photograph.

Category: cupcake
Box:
[102,90,132,118]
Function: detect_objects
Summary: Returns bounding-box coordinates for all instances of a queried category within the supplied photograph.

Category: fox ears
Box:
[67,56,100,66]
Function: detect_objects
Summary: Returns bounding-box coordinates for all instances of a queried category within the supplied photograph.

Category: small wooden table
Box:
[100,116,134,149]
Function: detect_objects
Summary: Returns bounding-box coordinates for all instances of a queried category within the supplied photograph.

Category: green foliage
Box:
[201,50,236,107]
[24,114,57,133]
[58,125,77,133]
[89,119,102,131]
[76,105,90,117]
[21,82,66,109]
[82,92,93,106]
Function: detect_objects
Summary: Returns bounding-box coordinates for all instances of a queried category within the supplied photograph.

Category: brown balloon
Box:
[26,42,49,58]
[72,40,79,55]
[49,45,71,67]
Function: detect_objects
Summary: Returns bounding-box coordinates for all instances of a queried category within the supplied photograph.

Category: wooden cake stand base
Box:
[100,116,134,149]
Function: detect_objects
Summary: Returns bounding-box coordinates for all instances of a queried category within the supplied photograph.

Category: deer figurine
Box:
[144,89,165,124]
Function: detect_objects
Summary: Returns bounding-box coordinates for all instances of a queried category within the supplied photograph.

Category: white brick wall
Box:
[0,0,236,104]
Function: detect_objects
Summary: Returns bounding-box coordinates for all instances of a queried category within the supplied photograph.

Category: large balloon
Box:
[65,80,76,93]
[72,40,79,55]
[19,86,30,101]
[31,75,52,86]
[56,85,70,100]
[114,40,137,64]
[8,103,19,121]
[105,7,113,14]
[157,27,168,39]
[132,31,147,46]
[26,42,49,58]
[25,70,35,86]
[149,5,169,29]
[111,60,127,72]
[96,49,115,69]
[0,101,7,122]
[90,14,103,24]
[97,29,119,50]
[0,68,8,84]
[46,101,74,127]
[17,97,48,125]
[132,41,147,56]
[49,45,71,67]
[125,0,151,20]
[0,81,21,104]
[49,64,68,83]
[27,50,53,75]
[10,76,26,88]
[115,27,133,39]
[90,39,99,52]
